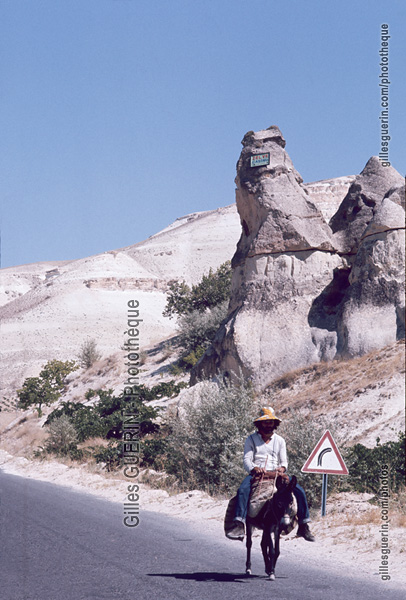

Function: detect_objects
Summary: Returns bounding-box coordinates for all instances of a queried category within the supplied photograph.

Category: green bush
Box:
[182,347,206,368]
[44,382,187,470]
[92,442,123,472]
[46,388,163,442]
[164,378,259,495]
[168,302,228,373]
[141,437,169,469]
[346,431,405,495]
[163,262,231,374]
[45,401,105,442]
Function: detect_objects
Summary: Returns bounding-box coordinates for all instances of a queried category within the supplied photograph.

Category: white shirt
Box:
[243,431,288,474]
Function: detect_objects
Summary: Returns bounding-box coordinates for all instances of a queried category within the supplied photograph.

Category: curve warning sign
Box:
[301,430,349,475]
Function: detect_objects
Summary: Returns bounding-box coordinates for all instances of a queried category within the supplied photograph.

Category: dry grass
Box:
[1,413,48,457]
[391,513,406,528]
[388,489,406,527]
[78,436,110,450]
[342,509,381,527]
[264,340,405,415]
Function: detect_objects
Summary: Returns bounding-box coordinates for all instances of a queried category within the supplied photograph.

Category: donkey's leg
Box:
[245,523,252,575]
[260,527,272,577]
[266,530,277,581]
[268,529,281,581]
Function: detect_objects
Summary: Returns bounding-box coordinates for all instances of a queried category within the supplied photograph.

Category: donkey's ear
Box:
[288,475,297,490]
[276,473,292,490]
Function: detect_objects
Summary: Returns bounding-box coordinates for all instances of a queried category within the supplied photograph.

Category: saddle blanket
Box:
[224,473,297,538]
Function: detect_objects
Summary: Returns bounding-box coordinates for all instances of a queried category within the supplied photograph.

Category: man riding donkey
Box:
[227,406,315,542]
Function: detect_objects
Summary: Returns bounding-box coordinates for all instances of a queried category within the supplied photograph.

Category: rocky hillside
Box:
[0,205,241,399]
[0,173,354,401]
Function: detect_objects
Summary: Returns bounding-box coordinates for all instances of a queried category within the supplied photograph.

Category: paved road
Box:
[0,471,404,600]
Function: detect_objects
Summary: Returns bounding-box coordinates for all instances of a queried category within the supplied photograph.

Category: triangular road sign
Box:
[301,430,349,475]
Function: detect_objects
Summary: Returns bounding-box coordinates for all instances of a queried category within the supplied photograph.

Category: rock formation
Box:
[192,126,405,389]
[331,160,405,357]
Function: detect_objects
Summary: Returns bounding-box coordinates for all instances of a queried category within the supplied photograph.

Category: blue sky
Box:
[1,0,405,268]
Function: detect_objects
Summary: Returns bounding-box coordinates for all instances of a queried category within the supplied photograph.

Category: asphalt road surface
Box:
[0,471,404,600]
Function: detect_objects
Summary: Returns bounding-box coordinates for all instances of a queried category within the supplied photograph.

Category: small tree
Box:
[78,339,101,369]
[17,359,78,417]
[163,282,192,319]
[163,262,232,319]
[190,262,232,313]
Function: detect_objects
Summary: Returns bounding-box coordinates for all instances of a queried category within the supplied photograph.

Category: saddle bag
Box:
[248,476,275,518]
[248,471,290,519]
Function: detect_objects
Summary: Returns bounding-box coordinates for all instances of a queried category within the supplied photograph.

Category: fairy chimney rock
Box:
[192,127,405,389]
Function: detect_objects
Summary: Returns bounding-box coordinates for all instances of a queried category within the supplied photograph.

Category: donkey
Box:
[245,474,297,580]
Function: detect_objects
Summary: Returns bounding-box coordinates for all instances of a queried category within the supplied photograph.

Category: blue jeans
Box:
[234,474,310,524]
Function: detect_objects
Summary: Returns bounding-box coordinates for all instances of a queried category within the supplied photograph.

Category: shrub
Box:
[189,262,232,313]
[163,281,192,319]
[78,339,101,369]
[44,415,81,457]
[92,442,123,472]
[346,431,405,495]
[178,302,228,356]
[141,437,169,469]
[44,382,187,470]
[168,302,228,373]
[182,347,206,368]
[46,388,162,443]
[164,378,259,495]
[45,401,105,442]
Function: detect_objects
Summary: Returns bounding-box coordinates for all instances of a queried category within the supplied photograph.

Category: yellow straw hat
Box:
[253,406,281,425]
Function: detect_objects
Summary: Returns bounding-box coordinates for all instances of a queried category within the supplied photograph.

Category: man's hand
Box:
[276,467,286,475]
[250,467,265,475]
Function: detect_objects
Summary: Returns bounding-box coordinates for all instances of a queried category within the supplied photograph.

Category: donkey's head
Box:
[272,475,297,522]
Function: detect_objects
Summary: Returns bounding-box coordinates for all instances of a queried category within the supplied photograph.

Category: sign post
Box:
[301,430,348,517]
[321,474,328,517]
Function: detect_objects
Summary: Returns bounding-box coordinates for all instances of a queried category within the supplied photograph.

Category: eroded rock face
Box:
[333,166,405,358]
[233,126,335,262]
[192,127,405,389]
[330,156,404,254]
